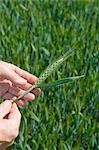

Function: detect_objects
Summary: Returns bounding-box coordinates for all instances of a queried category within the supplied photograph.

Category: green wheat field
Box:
[0,0,98,150]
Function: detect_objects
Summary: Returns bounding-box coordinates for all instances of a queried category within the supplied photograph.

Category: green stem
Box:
[13,75,85,103]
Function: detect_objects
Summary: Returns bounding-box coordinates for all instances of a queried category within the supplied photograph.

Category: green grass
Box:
[0,0,98,149]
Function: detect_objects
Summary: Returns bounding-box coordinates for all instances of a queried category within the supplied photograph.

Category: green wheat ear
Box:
[13,50,84,103]
[35,50,74,86]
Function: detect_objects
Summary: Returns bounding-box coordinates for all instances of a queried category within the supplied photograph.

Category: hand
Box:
[0,100,21,150]
[0,61,40,105]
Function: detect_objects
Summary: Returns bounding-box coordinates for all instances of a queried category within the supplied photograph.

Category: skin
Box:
[0,61,40,105]
[0,61,41,149]
[0,100,21,149]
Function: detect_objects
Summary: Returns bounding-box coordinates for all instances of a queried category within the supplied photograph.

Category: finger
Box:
[0,82,10,97]
[0,140,14,149]
[18,82,41,96]
[0,100,12,119]
[1,67,27,86]
[2,93,16,100]
[0,79,12,86]
[16,100,25,106]
[1,92,25,106]
[32,88,41,96]
[7,64,41,95]
[9,86,35,101]
[15,66,38,84]
[7,140,14,147]
[8,103,21,126]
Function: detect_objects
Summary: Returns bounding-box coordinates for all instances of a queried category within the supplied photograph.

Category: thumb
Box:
[0,100,12,119]
[8,103,21,126]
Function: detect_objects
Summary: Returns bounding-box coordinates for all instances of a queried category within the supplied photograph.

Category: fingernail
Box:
[10,100,13,103]
[13,103,17,107]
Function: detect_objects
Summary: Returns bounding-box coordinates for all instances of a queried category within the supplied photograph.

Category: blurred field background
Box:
[0,0,98,149]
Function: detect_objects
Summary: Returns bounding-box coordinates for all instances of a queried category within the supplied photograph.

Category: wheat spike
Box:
[13,50,78,103]
[35,50,74,86]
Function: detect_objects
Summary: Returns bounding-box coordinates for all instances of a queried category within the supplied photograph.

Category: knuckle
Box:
[12,129,19,138]
[8,129,19,141]
[7,138,12,143]
[7,137,14,143]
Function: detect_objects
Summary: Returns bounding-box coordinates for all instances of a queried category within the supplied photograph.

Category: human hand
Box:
[0,61,40,105]
[0,100,21,150]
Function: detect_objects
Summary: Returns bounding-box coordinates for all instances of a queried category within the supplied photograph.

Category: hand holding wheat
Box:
[13,50,84,103]
[0,61,40,105]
